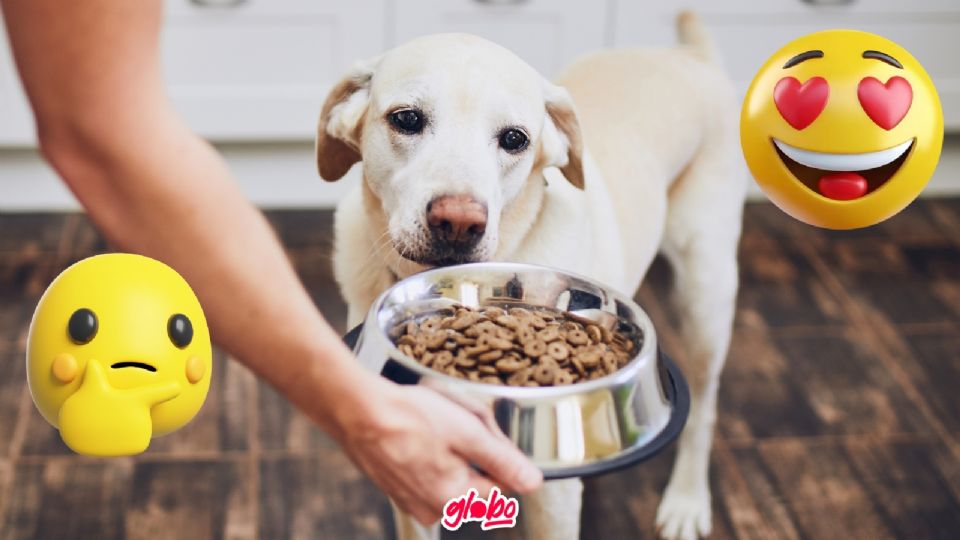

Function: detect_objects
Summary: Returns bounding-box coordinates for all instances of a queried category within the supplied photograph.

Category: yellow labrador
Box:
[316,12,745,540]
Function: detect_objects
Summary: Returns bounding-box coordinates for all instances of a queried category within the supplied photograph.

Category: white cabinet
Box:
[0,0,387,145]
[612,0,960,130]
[0,11,37,146]
[392,0,608,78]
[3,1,958,145]
[161,0,386,140]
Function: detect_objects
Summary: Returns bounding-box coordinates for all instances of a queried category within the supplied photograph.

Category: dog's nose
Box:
[426,195,487,251]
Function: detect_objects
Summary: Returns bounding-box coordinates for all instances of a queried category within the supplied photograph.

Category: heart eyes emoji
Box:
[858,76,912,130]
[775,75,913,130]
[774,76,829,130]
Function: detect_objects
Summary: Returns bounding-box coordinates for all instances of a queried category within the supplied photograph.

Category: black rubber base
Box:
[343,325,689,479]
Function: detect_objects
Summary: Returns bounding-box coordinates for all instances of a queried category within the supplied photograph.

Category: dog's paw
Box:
[655,487,712,540]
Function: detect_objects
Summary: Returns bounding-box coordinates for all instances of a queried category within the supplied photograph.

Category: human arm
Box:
[0,0,541,522]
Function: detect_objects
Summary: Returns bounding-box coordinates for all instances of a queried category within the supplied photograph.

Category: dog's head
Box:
[316,34,584,267]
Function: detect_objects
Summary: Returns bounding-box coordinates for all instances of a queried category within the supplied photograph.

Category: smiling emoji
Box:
[27,254,211,456]
[741,30,943,229]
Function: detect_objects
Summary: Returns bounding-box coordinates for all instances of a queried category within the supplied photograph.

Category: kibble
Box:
[390,303,639,387]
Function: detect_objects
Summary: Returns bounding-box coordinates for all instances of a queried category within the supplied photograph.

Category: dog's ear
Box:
[540,81,585,189]
[316,57,379,181]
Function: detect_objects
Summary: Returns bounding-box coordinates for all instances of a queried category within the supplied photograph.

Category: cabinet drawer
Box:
[162,0,387,140]
[613,1,960,130]
[393,0,608,78]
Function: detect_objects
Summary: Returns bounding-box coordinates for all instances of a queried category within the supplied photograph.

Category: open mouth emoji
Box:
[773,138,914,200]
[740,29,943,230]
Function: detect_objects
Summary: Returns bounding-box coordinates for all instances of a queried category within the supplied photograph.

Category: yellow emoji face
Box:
[27,254,211,456]
[741,30,943,229]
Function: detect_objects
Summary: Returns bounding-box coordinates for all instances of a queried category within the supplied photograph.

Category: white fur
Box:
[319,14,745,540]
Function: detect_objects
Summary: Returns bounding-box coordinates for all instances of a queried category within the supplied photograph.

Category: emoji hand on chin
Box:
[57,359,180,456]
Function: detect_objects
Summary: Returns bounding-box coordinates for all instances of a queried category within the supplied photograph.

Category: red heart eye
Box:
[774,76,829,130]
[858,76,912,130]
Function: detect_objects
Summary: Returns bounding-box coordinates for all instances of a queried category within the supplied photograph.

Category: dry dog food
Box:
[390,303,639,387]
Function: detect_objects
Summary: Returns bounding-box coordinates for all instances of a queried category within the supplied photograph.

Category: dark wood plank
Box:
[742,200,952,243]
[893,330,960,435]
[718,445,801,540]
[735,231,849,329]
[928,198,960,243]
[147,349,252,454]
[0,340,27,458]
[257,380,337,454]
[18,407,76,457]
[124,460,250,540]
[258,454,393,540]
[581,447,737,540]
[1,204,959,540]
[717,329,825,442]
[2,459,132,540]
[766,331,930,437]
[0,458,10,534]
[0,461,45,540]
[845,439,960,540]
[0,251,60,330]
[812,235,960,326]
[55,213,110,264]
[0,213,67,254]
[716,326,939,443]
[0,339,26,458]
[286,247,348,334]
[265,210,337,251]
[753,440,895,540]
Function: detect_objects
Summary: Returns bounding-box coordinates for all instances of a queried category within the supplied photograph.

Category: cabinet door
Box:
[612,0,960,130]
[0,1,389,145]
[0,10,40,146]
[392,0,609,78]
[162,0,387,140]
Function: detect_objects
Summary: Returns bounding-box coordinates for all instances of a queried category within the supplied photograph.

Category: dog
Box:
[316,11,745,540]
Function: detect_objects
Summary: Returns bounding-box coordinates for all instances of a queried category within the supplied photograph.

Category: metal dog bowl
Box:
[345,262,689,479]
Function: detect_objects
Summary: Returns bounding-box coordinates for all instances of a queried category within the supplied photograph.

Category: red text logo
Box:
[441,487,519,531]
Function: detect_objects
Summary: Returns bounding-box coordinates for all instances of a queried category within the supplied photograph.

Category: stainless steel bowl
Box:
[348,262,688,478]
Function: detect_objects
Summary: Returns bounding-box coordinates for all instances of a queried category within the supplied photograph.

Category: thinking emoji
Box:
[27,253,211,456]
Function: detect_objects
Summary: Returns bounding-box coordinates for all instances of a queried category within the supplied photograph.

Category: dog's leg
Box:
[655,141,744,540]
[390,501,440,540]
[521,478,583,540]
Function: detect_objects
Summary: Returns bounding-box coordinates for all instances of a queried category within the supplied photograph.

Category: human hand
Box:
[333,378,543,524]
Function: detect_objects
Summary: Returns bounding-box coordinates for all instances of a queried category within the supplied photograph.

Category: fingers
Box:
[130,381,181,405]
[79,358,111,391]
[79,359,180,405]
[463,471,497,500]
[403,472,497,526]
[449,414,543,494]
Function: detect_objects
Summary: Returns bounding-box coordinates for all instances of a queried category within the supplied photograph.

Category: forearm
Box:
[2,1,543,515]
[56,116,371,437]
[1,0,373,438]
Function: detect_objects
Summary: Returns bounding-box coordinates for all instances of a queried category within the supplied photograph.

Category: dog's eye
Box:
[67,308,98,344]
[389,109,424,134]
[167,314,193,349]
[498,128,529,153]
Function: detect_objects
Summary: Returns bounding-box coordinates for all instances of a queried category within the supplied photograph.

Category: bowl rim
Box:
[364,261,660,399]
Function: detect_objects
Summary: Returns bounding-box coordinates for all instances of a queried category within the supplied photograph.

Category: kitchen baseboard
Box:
[2,136,959,212]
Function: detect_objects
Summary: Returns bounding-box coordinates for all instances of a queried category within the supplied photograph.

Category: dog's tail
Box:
[676,10,719,64]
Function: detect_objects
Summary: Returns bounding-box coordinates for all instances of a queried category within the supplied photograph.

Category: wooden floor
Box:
[1,201,959,540]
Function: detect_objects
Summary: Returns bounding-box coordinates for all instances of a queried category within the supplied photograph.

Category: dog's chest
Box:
[501,169,626,290]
